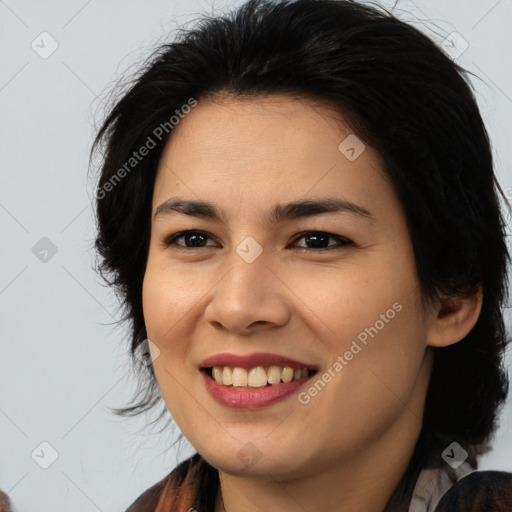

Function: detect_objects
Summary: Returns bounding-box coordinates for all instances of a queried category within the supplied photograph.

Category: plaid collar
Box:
[408,461,474,512]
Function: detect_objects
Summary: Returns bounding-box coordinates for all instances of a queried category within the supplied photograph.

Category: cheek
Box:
[293,260,426,396]
[142,267,185,373]
[282,263,403,344]
[141,265,198,419]
[142,269,169,337]
[142,259,198,339]
[301,299,427,456]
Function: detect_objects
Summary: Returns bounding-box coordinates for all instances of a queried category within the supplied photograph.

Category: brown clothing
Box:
[124,453,512,512]
[1,456,510,510]
[0,490,11,512]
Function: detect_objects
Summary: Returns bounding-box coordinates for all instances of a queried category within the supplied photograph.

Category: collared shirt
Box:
[408,460,474,512]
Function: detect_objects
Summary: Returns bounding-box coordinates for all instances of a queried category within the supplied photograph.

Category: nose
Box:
[203,249,291,335]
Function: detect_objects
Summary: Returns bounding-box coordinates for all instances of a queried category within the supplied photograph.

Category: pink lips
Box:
[199,352,318,409]
[199,352,318,371]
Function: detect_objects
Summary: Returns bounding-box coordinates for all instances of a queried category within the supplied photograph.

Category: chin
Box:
[204,446,307,480]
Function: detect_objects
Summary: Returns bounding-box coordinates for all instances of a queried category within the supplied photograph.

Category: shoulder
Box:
[434,470,512,511]
[123,452,208,512]
[0,490,12,512]
[123,474,169,512]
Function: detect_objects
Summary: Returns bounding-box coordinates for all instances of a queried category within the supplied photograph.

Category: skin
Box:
[142,94,482,512]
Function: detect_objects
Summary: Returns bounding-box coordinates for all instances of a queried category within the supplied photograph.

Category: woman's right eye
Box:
[164,230,217,249]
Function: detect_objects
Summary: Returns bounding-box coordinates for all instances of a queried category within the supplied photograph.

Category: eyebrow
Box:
[154,196,375,226]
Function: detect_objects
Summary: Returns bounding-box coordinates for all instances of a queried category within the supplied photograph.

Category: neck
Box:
[215,349,433,512]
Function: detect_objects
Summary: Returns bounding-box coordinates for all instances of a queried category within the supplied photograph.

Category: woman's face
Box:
[142,95,438,479]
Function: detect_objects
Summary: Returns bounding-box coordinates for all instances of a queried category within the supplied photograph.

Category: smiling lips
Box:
[201,351,318,388]
[200,352,319,408]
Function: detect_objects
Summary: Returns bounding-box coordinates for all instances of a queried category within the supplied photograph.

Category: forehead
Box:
[162,93,358,159]
[153,94,395,223]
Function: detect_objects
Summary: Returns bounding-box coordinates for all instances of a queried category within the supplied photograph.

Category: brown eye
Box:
[290,231,354,251]
[164,230,217,249]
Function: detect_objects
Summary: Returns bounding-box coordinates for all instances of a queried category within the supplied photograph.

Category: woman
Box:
[91,0,512,510]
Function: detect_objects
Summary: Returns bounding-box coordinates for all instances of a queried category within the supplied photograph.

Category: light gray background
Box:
[1,0,512,510]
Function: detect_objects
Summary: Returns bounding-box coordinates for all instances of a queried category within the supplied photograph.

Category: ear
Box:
[426,285,483,348]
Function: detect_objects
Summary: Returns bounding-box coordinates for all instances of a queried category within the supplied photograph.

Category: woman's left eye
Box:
[163,230,354,251]
[291,231,354,251]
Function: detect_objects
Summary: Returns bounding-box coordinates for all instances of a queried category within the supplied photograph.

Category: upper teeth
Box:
[212,366,310,388]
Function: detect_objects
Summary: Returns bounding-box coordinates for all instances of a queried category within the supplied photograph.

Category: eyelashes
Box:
[163,229,355,252]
